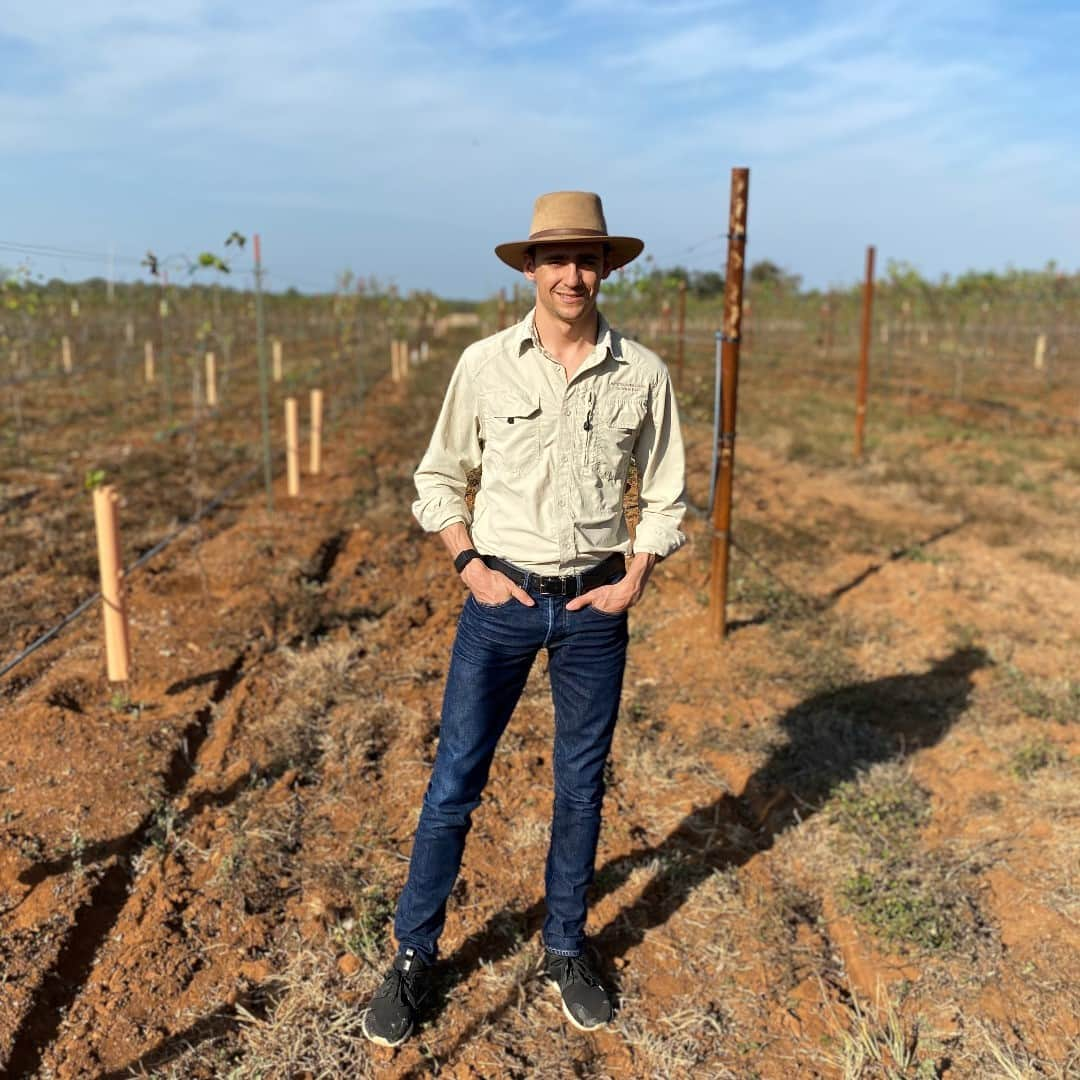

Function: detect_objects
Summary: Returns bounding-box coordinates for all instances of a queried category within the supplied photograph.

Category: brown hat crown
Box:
[495,191,644,272]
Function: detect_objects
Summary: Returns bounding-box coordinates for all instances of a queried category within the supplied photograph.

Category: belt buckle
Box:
[537,575,568,596]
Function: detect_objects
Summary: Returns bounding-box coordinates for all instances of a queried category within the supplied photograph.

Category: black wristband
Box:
[454,548,481,574]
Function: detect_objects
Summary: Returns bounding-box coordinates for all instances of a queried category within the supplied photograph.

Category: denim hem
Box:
[396,941,437,965]
[544,944,582,958]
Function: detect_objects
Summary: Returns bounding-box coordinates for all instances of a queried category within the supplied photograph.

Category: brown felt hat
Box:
[495,191,644,272]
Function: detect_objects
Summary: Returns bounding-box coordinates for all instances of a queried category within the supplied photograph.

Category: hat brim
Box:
[495,235,644,272]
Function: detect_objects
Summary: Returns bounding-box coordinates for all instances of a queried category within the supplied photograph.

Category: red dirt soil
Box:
[2,339,1078,1078]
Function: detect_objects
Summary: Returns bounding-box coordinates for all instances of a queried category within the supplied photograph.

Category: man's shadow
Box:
[412,646,989,1066]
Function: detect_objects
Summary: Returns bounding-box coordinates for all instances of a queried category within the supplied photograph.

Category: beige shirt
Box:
[412,309,687,574]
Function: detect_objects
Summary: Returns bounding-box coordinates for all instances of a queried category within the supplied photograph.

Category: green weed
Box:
[148,799,180,852]
[340,882,395,960]
[828,767,970,953]
[840,867,962,952]
[65,828,87,877]
[1002,666,1080,724]
[1010,736,1065,779]
[829,771,931,843]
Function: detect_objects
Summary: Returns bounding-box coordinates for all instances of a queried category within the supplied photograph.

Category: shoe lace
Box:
[376,965,425,1009]
[558,954,603,989]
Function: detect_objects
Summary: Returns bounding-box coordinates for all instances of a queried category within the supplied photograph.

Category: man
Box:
[362,191,686,1046]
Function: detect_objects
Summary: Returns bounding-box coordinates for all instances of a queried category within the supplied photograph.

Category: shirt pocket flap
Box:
[483,392,542,421]
[604,394,647,432]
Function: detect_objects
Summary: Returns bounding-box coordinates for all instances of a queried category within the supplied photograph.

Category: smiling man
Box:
[362,191,687,1046]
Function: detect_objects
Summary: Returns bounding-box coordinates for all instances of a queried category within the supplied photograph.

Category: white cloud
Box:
[1,0,1076,291]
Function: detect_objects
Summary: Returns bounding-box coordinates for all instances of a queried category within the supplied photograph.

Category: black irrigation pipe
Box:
[0,342,393,684]
[0,460,264,682]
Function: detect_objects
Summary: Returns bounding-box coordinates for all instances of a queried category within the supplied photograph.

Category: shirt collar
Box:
[516,307,622,363]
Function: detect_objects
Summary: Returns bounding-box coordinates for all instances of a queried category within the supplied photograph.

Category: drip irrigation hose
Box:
[0,333,412,683]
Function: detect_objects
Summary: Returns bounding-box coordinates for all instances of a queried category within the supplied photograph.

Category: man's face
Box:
[523,242,611,327]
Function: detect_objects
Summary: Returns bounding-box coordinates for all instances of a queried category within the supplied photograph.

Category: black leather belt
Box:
[481,553,624,597]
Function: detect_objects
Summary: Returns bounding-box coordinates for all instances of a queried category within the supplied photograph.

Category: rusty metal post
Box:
[854,245,875,461]
[709,167,749,639]
[676,279,687,386]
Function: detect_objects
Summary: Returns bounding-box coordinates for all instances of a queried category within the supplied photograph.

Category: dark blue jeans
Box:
[394,578,629,961]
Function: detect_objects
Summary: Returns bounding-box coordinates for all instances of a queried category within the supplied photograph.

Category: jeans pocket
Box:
[583,569,628,618]
[586,603,628,619]
[472,594,513,610]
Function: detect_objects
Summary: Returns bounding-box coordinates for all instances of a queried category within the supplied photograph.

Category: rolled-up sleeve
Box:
[411,352,482,533]
[631,369,687,558]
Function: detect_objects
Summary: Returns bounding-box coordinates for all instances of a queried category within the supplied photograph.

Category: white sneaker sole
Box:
[361,1008,413,1048]
[547,978,611,1032]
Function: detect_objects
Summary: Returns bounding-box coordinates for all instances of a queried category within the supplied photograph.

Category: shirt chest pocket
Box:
[587,390,647,481]
[480,391,543,475]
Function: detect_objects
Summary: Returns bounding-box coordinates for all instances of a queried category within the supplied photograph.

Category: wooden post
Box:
[310,389,324,475]
[676,279,687,387]
[853,245,875,461]
[124,319,135,347]
[1034,332,1047,371]
[498,290,507,330]
[272,337,283,382]
[205,351,218,407]
[709,167,749,639]
[392,339,408,382]
[61,335,73,373]
[420,341,429,363]
[144,341,155,383]
[92,485,131,682]
[285,397,300,496]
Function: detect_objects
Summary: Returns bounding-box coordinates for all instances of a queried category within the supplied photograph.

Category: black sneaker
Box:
[361,947,431,1047]
[544,950,614,1031]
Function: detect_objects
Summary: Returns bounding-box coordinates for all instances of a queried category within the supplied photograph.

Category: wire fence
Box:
[1,275,444,680]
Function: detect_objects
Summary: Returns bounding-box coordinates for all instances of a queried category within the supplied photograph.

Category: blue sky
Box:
[1,0,1077,297]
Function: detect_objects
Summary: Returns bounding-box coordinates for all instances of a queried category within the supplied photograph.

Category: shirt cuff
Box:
[411,496,472,534]
[631,516,686,560]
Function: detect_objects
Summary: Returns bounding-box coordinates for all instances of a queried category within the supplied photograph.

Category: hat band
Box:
[528,227,607,241]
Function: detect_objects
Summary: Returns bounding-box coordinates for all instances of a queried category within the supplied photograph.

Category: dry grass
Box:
[817,979,946,1079]
[964,1019,1080,1080]
[615,1000,735,1079]
[227,940,375,1080]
